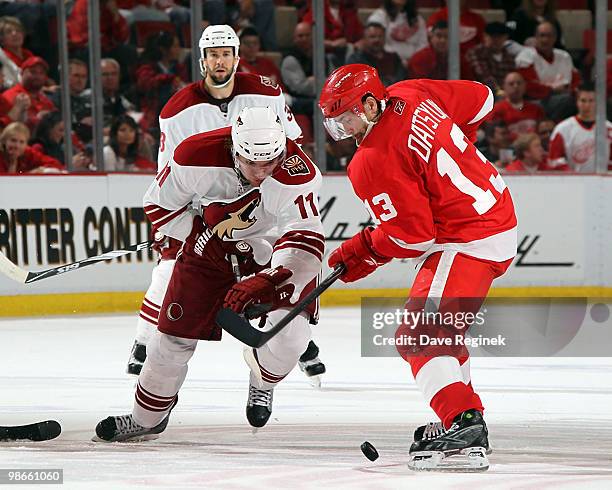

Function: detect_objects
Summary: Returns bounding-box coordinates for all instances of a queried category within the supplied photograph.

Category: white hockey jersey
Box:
[144,127,324,302]
[549,116,612,172]
[157,72,302,171]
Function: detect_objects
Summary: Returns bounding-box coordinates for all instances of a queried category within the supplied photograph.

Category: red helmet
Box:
[319,64,387,119]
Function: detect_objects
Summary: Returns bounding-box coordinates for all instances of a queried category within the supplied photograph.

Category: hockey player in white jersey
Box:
[127,24,326,384]
[96,106,324,441]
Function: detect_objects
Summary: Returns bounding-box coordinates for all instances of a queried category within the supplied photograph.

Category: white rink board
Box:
[0,174,610,296]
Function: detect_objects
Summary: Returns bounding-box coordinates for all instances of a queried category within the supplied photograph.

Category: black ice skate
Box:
[246,382,274,428]
[126,341,146,375]
[414,420,493,454]
[408,409,490,472]
[94,413,169,442]
[298,340,326,388]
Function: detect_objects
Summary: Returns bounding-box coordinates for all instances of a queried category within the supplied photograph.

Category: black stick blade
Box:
[216,308,264,347]
[0,420,62,441]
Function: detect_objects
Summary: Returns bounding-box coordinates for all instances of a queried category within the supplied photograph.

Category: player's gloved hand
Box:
[151,229,168,254]
[328,227,391,283]
[224,266,294,315]
[186,216,252,267]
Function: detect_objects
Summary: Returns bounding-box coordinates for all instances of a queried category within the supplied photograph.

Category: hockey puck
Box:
[360,441,379,461]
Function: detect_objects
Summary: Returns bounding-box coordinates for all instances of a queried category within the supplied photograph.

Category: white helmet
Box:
[232,107,286,162]
[199,24,240,83]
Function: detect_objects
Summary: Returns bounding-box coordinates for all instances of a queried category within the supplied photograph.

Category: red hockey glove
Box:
[224,266,294,314]
[328,227,391,283]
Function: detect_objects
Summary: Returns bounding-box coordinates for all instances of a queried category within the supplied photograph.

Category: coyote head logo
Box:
[204,189,261,240]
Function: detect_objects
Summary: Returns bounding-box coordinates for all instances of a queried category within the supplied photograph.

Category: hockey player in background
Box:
[127,24,326,385]
[95,106,324,441]
[319,65,517,471]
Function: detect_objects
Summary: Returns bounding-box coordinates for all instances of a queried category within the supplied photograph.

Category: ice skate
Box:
[408,409,490,472]
[298,340,326,388]
[414,420,493,454]
[94,413,169,442]
[246,380,274,428]
[126,341,146,376]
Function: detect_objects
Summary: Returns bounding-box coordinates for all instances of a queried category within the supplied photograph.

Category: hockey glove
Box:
[328,227,391,283]
[224,266,294,315]
[186,216,252,269]
[151,230,168,254]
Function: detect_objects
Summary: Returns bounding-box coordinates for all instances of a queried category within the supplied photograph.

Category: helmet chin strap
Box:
[204,59,240,89]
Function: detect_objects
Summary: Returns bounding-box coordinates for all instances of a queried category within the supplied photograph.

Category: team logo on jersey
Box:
[394,100,405,115]
[282,155,310,176]
[204,188,261,239]
[260,75,279,90]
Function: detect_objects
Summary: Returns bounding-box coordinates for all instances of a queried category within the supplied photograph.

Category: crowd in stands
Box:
[0,0,610,174]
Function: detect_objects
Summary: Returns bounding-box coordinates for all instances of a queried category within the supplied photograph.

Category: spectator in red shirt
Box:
[237,27,284,89]
[426,0,485,55]
[0,121,64,174]
[1,56,54,131]
[490,72,545,141]
[30,110,92,169]
[515,21,579,121]
[103,115,156,172]
[0,16,34,68]
[408,21,470,80]
[504,133,547,173]
[0,89,30,128]
[135,30,188,138]
[67,0,137,86]
[301,0,363,65]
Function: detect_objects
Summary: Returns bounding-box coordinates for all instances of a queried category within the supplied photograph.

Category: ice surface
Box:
[1,307,611,489]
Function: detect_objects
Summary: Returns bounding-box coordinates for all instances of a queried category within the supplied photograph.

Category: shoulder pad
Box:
[173,127,233,168]
[271,140,319,186]
[160,82,207,119]
[234,72,282,97]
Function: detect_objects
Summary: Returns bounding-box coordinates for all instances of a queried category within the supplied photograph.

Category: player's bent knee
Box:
[148,332,198,366]
[266,311,311,360]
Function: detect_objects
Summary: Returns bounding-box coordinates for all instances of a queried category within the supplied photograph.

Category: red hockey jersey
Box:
[348,79,517,263]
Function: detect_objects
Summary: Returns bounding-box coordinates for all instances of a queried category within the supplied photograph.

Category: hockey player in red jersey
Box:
[319,65,517,471]
[128,24,326,385]
[96,106,325,441]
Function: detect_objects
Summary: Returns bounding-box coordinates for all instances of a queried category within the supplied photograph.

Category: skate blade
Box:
[408,446,489,472]
[91,433,162,443]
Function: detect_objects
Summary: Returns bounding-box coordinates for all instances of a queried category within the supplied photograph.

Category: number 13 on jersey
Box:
[364,123,507,223]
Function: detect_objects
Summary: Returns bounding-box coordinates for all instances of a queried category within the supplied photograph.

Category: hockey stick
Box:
[216,264,345,348]
[0,241,152,284]
[0,420,61,441]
